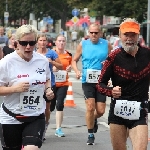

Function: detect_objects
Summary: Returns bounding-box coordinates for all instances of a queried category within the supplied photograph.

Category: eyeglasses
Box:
[89,32,99,35]
[18,41,36,46]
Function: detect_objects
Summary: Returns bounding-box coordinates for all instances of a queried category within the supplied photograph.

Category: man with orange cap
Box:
[97,18,149,150]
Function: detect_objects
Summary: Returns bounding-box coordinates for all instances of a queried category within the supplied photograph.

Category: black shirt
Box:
[3,46,15,56]
[97,44,150,102]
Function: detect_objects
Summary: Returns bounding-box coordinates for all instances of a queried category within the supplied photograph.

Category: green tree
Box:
[66,0,148,23]
[96,0,148,23]
[0,0,147,28]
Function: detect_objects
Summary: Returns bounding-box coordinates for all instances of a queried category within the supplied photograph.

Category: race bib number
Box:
[20,88,43,111]
[114,100,141,120]
[86,69,101,83]
[54,70,67,82]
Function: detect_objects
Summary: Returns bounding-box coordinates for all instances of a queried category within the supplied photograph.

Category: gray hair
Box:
[88,23,101,32]
[15,24,37,41]
[120,18,140,27]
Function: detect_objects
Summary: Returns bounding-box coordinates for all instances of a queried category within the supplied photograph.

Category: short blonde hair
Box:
[15,24,37,41]
[7,30,16,39]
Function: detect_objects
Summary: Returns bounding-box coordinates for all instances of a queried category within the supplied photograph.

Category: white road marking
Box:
[99,122,110,128]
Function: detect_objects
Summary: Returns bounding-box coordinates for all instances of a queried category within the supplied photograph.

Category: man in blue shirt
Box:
[72,23,112,145]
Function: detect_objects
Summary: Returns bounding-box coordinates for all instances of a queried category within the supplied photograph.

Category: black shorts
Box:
[108,102,148,129]
[82,83,106,103]
[0,115,45,149]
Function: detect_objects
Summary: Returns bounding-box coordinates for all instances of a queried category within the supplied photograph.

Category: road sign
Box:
[72,9,79,16]
[82,22,88,28]
[71,16,79,24]
[43,17,47,22]
[47,18,53,24]
[89,10,97,17]
[4,12,9,17]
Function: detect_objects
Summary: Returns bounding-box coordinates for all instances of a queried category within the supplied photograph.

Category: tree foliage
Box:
[0,0,148,28]
[65,0,148,23]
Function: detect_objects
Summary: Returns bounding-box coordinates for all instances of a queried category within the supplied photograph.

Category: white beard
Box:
[122,41,138,53]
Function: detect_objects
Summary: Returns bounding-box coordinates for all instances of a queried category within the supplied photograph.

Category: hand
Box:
[75,70,81,79]
[53,66,59,72]
[101,61,105,65]
[47,58,53,64]
[112,86,121,98]
[107,80,112,87]
[13,82,30,93]
[45,89,54,100]
[66,65,71,72]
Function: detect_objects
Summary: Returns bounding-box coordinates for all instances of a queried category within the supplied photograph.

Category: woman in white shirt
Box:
[0,25,54,150]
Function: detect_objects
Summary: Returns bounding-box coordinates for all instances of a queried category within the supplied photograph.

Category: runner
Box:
[36,33,62,141]
[2,30,17,57]
[0,24,54,150]
[72,23,112,145]
[97,18,149,150]
[53,35,72,137]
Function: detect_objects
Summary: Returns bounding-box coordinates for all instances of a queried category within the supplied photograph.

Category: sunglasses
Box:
[18,41,36,46]
[89,32,99,35]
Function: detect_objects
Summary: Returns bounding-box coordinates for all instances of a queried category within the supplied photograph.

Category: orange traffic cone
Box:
[64,82,76,107]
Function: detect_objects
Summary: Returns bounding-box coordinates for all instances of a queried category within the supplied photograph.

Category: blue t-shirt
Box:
[45,49,58,86]
[81,38,108,83]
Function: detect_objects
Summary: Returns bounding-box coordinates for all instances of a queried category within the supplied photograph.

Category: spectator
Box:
[0,26,8,47]
[71,30,78,50]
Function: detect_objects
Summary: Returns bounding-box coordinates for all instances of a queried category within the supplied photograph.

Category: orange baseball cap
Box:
[120,22,140,34]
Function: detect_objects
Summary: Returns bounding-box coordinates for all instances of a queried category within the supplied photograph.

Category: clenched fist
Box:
[13,82,30,93]
[45,88,54,100]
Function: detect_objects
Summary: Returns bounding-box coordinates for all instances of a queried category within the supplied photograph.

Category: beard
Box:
[122,41,138,53]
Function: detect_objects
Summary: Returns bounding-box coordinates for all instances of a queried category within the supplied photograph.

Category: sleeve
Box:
[96,55,114,97]
[45,49,52,58]
[52,51,58,60]
[0,58,9,86]
[46,49,58,61]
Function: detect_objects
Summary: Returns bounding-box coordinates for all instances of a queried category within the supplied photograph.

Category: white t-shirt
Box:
[0,51,50,124]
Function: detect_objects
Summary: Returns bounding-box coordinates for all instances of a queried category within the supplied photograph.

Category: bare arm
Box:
[47,57,63,70]
[45,79,51,90]
[72,43,82,72]
[108,42,113,54]
[0,82,30,96]
[72,43,82,79]
[45,79,54,100]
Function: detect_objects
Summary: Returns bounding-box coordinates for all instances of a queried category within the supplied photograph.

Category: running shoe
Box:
[55,128,65,137]
[87,134,95,145]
